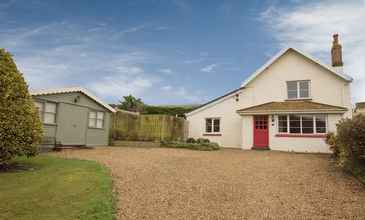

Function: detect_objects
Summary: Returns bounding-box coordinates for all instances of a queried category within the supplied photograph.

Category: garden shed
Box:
[31,87,116,148]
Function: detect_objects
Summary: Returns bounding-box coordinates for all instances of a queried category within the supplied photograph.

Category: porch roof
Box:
[236,100,347,115]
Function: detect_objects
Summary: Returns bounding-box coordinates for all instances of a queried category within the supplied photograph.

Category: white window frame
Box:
[277,114,327,135]
[286,80,311,100]
[205,118,221,134]
[88,111,105,129]
[35,101,57,124]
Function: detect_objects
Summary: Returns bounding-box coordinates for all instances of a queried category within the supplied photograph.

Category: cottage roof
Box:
[237,101,347,115]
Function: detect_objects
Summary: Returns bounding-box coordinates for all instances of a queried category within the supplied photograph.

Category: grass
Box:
[0,155,115,220]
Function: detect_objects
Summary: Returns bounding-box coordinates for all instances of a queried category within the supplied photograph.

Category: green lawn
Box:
[0,155,115,220]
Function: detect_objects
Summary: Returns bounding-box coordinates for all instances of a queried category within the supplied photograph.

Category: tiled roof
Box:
[30,87,116,113]
[237,100,347,114]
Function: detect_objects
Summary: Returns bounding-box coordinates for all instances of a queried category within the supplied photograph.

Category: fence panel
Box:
[111,111,188,141]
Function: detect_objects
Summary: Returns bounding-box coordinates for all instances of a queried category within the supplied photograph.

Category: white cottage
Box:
[186,34,352,153]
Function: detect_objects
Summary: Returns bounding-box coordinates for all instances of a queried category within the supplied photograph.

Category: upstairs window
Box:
[205,118,220,133]
[287,80,310,99]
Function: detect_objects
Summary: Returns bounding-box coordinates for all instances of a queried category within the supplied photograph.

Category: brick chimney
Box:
[331,34,343,73]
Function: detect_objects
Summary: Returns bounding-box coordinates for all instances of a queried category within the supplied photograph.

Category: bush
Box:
[0,49,42,167]
[186,138,196,143]
[336,115,365,165]
[326,114,365,183]
[160,140,220,151]
[326,132,339,157]
[196,138,210,144]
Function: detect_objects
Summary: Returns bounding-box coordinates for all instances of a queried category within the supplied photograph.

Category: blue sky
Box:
[1,0,364,105]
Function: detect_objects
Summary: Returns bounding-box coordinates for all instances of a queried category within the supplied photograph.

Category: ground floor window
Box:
[278,115,326,134]
[35,101,57,124]
[205,118,220,133]
[89,111,104,129]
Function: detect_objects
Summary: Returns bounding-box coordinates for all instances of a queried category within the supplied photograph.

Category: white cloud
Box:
[89,76,153,99]
[174,87,201,103]
[155,26,169,31]
[159,85,202,103]
[183,58,205,64]
[260,0,365,102]
[201,63,218,73]
[172,0,191,13]
[160,68,173,74]
[120,25,146,34]
[199,52,209,57]
[161,85,172,91]
[0,22,160,102]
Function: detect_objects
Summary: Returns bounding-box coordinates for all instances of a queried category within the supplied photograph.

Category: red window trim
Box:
[275,133,326,138]
[203,133,222,136]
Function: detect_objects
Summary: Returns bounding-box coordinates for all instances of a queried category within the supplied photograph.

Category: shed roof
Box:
[30,87,116,113]
[237,100,347,115]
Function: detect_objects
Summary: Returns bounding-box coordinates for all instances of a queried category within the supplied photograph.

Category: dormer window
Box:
[287,80,310,99]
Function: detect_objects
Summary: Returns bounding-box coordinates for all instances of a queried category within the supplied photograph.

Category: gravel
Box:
[55,147,365,219]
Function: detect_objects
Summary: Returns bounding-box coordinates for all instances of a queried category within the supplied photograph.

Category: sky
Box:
[1,0,364,105]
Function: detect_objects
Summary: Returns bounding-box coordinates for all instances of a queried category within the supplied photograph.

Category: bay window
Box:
[278,115,326,134]
[287,80,310,99]
[278,115,288,133]
[315,115,326,133]
[289,115,301,133]
[205,118,220,133]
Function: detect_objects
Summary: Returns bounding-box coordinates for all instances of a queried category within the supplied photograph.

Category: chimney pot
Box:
[331,33,343,67]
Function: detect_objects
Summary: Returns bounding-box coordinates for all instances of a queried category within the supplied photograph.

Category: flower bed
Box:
[161,138,220,151]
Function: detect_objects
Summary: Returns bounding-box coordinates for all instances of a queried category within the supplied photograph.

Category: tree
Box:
[119,95,145,112]
[143,105,198,118]
[0,49,42,167]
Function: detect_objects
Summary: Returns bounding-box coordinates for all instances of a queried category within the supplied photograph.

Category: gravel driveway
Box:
[56,147,365,219]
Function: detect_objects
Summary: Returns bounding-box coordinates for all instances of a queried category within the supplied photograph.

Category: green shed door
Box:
[57,104,87,145]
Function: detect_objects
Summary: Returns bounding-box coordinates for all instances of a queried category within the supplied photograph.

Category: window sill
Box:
[43,123,57,126]
[88,127,105,130]
[203,133,222,136]
[285,98,312,101]
[276,134,326,138]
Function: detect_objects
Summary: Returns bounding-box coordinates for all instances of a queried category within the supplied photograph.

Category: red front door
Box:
[253,115,269,148]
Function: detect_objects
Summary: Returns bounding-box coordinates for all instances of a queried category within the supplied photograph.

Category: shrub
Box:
[326,132,339,157]
[336,114,365,166]
[186,137,196,143]
[0,49,42,167]
[196,138,210,144]
[160,140,220,151]
[326,114,365,174]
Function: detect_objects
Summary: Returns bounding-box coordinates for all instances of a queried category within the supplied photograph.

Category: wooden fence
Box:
[111,110,188,141]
